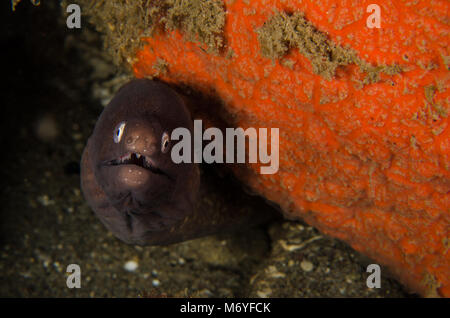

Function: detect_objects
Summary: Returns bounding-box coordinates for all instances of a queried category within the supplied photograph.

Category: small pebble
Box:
[37,195,55,206]
[65,207,74,214]
[53,262,62,272]
[152,279,161,287]
[72,133,83,141]
[35,114,59,142]
[198,289,213,297]
[256,287,272,298]
[124,260,138,272]
[266,265,286,278]
[300,260,314,272]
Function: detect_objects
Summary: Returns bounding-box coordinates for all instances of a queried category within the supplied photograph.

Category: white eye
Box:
[113,121,126,143]
[161,132,170,153]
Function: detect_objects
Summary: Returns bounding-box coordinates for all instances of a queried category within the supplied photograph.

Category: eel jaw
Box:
[104,152,172,179]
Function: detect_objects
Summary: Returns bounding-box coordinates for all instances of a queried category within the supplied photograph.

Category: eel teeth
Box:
[105,152,172,180]
[109,152,152,168]
[144,156,152,168]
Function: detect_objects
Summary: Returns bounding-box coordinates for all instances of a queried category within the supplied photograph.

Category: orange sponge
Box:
[133,0,449,296]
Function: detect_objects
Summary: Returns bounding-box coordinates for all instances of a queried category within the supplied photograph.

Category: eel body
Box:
[81,79,275,245]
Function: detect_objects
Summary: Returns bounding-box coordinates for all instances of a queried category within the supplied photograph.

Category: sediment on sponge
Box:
[74,0,226,67]
[256,11,402,82]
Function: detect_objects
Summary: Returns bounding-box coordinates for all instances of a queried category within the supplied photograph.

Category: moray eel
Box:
[81,79,275,246]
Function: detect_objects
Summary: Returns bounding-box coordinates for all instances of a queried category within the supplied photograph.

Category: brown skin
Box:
[81,79,276,246]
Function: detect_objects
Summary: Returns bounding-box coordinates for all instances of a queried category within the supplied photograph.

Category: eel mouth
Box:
[104,152,172,179]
